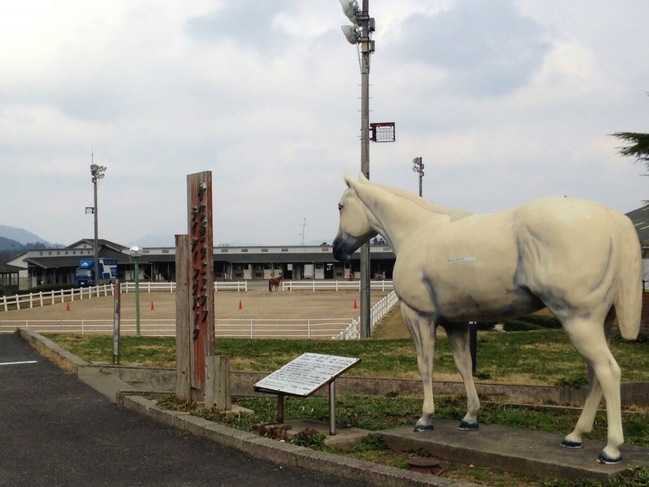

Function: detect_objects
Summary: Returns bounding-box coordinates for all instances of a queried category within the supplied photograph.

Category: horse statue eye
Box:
[338,203,344,212]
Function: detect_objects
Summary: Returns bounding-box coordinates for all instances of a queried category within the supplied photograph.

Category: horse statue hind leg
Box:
[558,311,625,464]
[516,205,642,464]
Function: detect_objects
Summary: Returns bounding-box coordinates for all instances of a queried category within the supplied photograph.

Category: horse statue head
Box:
[333,173,379,262]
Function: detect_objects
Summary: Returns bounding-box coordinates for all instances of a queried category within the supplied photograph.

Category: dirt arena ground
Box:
[0,284,392,323]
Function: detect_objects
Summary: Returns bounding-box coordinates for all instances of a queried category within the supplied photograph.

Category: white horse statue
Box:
[333,172,642,464]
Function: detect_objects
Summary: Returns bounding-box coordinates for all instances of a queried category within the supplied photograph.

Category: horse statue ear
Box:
[358,172,369,183]
[343,172,355,188]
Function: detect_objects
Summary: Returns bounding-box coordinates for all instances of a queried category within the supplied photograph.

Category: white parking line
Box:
[0,360,38,366]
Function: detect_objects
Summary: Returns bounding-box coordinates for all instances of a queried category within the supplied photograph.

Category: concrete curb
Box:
[118,393,477,487]
[20,329,480,487]
[19,329,88,373]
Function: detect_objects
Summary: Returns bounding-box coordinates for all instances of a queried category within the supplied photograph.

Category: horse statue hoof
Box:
[597,451,622,465]
[561,439,583,449]
[561,438,584,449]
[413,423,434,432]
[458,421,479,431]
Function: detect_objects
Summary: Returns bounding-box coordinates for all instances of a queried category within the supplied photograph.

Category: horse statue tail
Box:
[268,279,272,292]
[614,215,642,340]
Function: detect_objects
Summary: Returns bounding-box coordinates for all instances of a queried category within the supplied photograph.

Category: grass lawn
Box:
[45,329,649,385]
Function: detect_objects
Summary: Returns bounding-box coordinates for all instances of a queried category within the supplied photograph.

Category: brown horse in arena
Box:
[268,274,284,292]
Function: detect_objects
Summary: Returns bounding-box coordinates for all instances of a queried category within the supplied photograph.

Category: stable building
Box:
[2,238,396,292]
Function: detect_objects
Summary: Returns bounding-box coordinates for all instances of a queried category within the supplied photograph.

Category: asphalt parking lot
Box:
[0,333,368,487]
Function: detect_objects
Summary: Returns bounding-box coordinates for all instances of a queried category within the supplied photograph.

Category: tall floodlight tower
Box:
[339,0,375,338]
[412,157,424,197]
[90,156,107,283]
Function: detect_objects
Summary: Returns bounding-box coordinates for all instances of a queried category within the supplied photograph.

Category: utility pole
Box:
[90,154,106,284]
[299,218,307,245]
[340,0,375,339]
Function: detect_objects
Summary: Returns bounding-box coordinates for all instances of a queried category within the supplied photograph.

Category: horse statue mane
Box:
[333,172,642,465]
[367,175,472,222]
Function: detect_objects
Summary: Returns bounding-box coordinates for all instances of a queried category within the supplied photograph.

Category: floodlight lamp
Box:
[129,245,144,257]
[341,25,359,45]
[90,163,107,180]
[339,0,360,25]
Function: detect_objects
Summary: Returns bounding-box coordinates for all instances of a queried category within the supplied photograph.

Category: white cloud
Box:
[0,0,646,246]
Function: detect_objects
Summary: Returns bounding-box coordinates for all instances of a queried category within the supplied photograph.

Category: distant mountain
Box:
[0,236,24,252]
[0,225,49,246]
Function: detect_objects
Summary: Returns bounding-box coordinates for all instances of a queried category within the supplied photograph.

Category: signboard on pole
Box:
[187,171,215,392]
[254,353,360,397]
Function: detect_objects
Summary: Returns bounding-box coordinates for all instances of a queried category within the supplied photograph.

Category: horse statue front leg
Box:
[443,323,480,430]
[400,302,437,431]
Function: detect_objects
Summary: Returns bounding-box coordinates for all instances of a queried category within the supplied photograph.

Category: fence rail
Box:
[0,282,400,339]
[0,281,248,312]
[0,280,394,313]
[282,280,393,292]
[0,318,361,340]
[334,290,399,339]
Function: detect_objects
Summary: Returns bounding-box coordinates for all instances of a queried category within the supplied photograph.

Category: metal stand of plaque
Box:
[254,353,360,435]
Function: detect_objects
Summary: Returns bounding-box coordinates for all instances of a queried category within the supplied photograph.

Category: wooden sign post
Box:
[187,171,215,392]
[176,171,229,406]
[175,234,191,400]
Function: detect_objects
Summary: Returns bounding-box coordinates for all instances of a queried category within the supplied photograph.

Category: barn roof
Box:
[626,205,649,245]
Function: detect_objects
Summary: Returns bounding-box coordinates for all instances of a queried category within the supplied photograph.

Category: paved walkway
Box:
[0,333,365,487]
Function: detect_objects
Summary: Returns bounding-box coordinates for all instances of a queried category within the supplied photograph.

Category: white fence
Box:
[334,290,399,339]
[282,280,393,292]
[0,281,248,312]
[0,280,393,313]
[0,282,400,339]
[0,318,355,339]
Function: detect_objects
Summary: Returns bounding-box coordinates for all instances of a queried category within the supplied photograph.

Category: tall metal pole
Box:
[339,0,375,338]
[412,157,424,197]
[93,175,99,277]
[134,258,141,337]
[129,245,143,337]
[359,0,372,338]
[90,156,106,286]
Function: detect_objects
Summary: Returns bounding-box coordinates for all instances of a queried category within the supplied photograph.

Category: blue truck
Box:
[74,258,118,287]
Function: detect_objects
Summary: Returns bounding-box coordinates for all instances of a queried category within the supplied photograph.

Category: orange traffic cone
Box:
[239,300,243,310]
[150,301,155,311]
[66,302,70,311]
[353,299,357,309]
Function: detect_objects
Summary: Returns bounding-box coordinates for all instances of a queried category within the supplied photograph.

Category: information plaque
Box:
[254,353,360,397]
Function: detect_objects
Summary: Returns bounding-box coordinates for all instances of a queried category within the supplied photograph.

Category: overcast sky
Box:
[1,0,647,247]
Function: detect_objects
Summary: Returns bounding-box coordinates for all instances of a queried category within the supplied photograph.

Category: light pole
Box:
[340,0,375,339]
[90,156,106,284]
[129,245,143,337]
[412,157,424,197]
